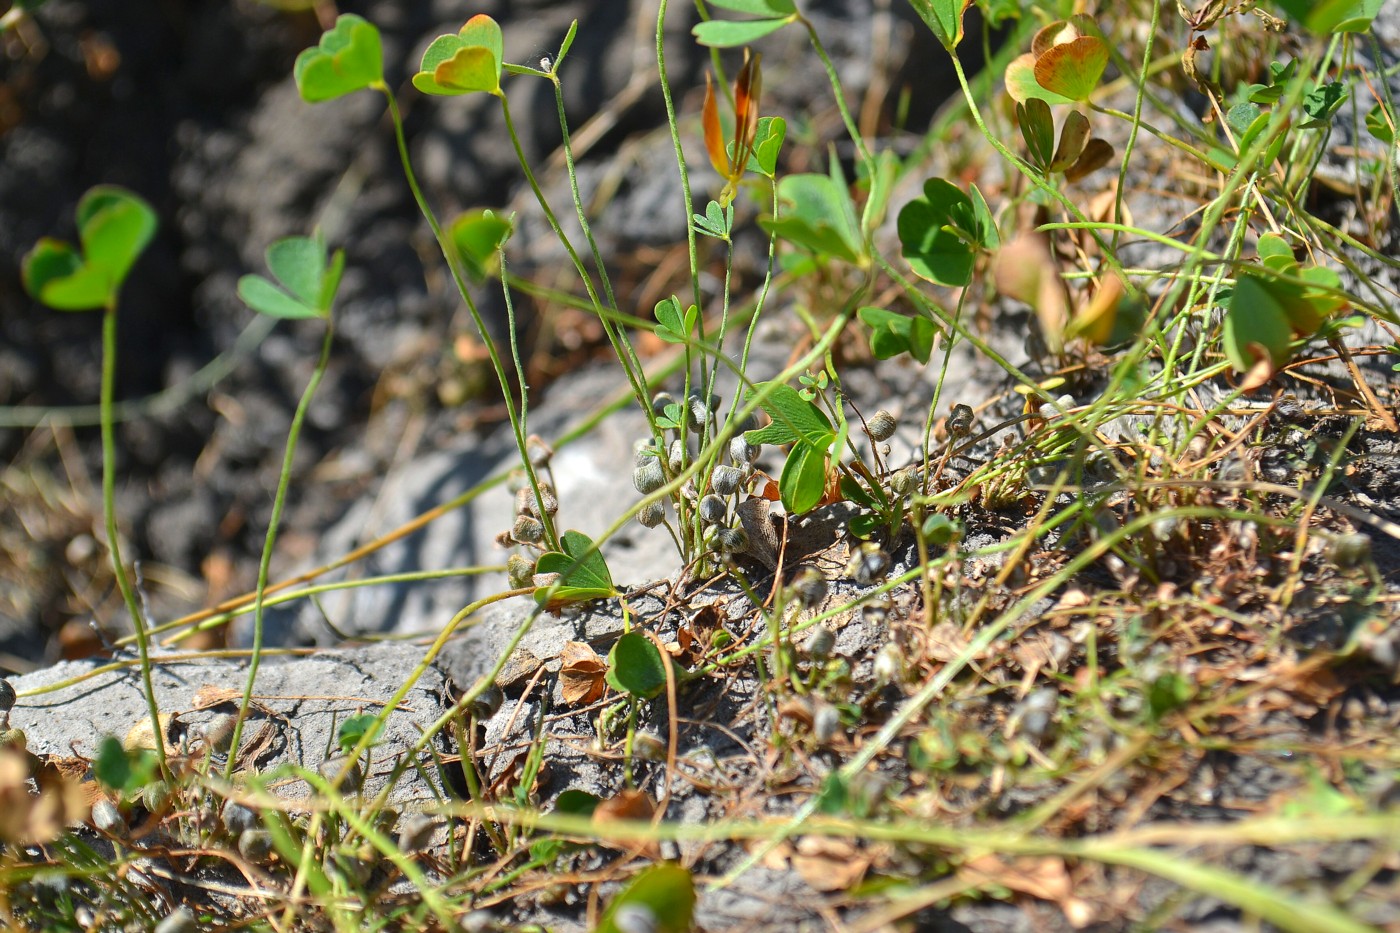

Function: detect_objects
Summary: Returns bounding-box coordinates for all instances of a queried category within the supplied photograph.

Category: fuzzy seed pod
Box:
[861,599,890,626]
[873,642,903,684]
[203,714,237,753]
[1273,395,1305,423]
[889,467,918,497]
[142,781,171,815]
[710,464,743,497]
[651,391,676,416]
[699,495,727,525]
[680,478,698,502]
[633,456,666,494]
[320,755,364,793]
[716,525,749,554]
[507,554,536,590]
[221,800,259,835]
[633,731,666,761]
[0,678,14,714]
[512,515,545,544]
[91,799,123,834]
[868,410,897,441]
[525,435,553,467]
[792,568,828,609]
[0,728,26,751]
[637,501,666,528]
[470,685,504,720]
[398,813,439,853]
[514,486,533,517]
[845,542,890,585]
[803,624,835,659]
[730,436,760,465]
[238,829,275,863]
[948,404,974,437]
[154,908,198,933]
[1329,534,1372,570]
[668,439,687,473]
[613,904,660,933]
[812,701,840,744]
[687,393,720,430]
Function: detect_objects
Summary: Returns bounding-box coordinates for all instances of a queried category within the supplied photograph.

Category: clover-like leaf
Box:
[1033,35,1108,102]
[898,178,997,287]
[653,296,698,344]
[450,209,513,281]
[294,14,384,103]
[751,115,787,177]
[534,530,617,607]
[693,17,791,47]
[597,864,696,933]
[1017,99,1056,170]
[1005,54,1075,105]
[413,15,504,96]
[1223,274,1298,373]
[760,171,864,265]
[23,186,156,312]
[605,632,666,700]
[337,714,381,754]
[858,306,936,364]
[237,233,344,320]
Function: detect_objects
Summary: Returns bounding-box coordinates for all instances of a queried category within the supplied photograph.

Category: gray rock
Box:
[9,642,454,805]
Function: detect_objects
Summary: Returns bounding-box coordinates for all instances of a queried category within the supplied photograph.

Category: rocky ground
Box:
[2,0,1400,930]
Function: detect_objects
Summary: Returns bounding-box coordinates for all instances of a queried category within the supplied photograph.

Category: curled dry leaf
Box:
[593,788,659,859]
[559,641,608,706]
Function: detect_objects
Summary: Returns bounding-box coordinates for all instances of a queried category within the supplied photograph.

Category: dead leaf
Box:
[559,641,608,706]
[925,621,973,663]
[124,714,175,754]
[0,750,87,844]
[593,789,659,859]
[192,685,241,710]
[496,647,544,690]
[791,836,873,892]
[960,854,1093,927]
[995,233,1069,354]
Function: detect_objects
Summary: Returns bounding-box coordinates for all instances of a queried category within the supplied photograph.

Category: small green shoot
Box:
[450,209,513,282]
[654,296,700,344]
[745,382,837,513]
[236,233,344,320]
[337,714,381,756]
[93,737,160,795]
[858,306,936,364]
[534,530,617,607]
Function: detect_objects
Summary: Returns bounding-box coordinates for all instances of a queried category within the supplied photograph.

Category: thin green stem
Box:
[224,318,334,781]
[100,302,166,770]
[378,84,558,552]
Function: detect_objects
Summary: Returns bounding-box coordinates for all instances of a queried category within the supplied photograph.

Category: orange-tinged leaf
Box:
[734,49,762,169]
[1033,35,1108,102]
[702,73,729,179]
